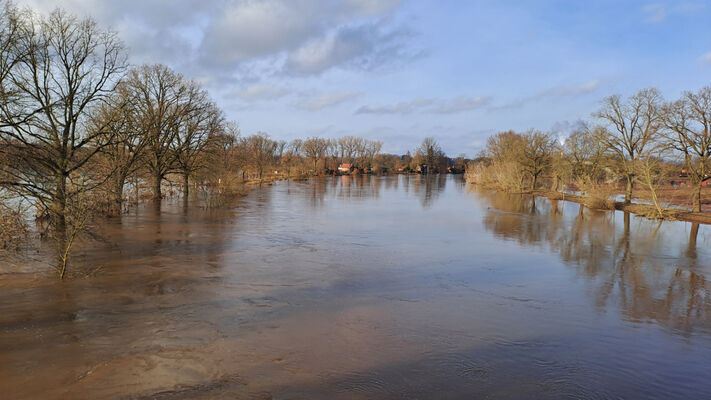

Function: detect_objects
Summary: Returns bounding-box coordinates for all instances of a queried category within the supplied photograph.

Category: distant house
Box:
[338,163,354,174]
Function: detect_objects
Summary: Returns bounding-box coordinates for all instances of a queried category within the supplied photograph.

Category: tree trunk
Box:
[153,173,163,200]
[692,181,701,213]
[532,173,538,190]
[53,174,68,279]
[551,174,559,192]
[183,172,190,198]
[688,222,699,257]
[624,175,633,204]
[109,174,126,216]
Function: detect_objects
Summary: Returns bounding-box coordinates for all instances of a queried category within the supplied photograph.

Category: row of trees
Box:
[467,87,711,213]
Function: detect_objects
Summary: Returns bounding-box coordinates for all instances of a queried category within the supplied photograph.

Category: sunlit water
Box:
[1,175,710,399]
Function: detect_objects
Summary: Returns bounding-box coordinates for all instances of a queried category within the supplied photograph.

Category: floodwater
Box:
[1,175,711,399]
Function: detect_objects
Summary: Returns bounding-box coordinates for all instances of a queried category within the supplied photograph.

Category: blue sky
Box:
[17,0,711,156]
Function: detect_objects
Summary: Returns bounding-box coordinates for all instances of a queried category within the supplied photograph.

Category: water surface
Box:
[1,175,710,399]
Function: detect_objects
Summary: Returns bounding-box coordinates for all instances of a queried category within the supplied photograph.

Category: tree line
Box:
[467,87,711,214]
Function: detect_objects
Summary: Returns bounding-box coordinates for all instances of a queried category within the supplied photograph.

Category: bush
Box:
[0,199,29,253]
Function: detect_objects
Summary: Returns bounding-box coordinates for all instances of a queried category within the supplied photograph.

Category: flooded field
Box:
[1,175,710,399]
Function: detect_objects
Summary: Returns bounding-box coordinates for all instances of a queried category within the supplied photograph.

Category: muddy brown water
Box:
[1,175,710,399]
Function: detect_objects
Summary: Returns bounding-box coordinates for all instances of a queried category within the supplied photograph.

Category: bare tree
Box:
[92,83,146,215]
[519,130,554,190]
[662,87,711,212]
[337,136,360,164]
[0,1,21,103]
[416,137,444,173]
[244,132,277,180]
[283,138,303,177]
[0,8,126,277]
[203,122,242,191]
[363,139,383,170]
[172,81,224,197]
[595,88,663,204]
[124,64,186,199]
[565,125,607,181]
[302,137,329,173]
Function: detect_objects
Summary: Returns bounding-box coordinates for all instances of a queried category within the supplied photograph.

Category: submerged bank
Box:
[463,178,711,225]
[529,189,711,225]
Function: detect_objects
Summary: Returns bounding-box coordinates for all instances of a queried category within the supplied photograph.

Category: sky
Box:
[14,0,711,156]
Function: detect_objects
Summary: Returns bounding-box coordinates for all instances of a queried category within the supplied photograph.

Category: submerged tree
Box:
[124,64,186,200]
[303,137,329,173]
[416,137,444,173]
[172,81,224,197]
[0,8,126,277]
[243,132,278,180]
[93,83,145,215]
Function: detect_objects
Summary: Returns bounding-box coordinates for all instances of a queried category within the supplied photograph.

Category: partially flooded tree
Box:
[244,132,277,181]
[172,82,224,197]
[125,64,186,200]
[416,137,444,173]
[203,122,242,193]
[93,84,145,215]
[519,130,553,190]
[303,137,329,173]
[595,88,663,204]
[0,8,126,277]
[362,139,383,170]
[482,131,526,190]
[565,125,607,181]
[662,87,711,212]
[638,146,671,218]
[0,1,21,101]
[282,138,303,177]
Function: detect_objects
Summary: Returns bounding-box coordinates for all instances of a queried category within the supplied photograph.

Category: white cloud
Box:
[356,98,435,115]
[230,84,291,101]
[429,96,492,114]
[495,79,604,110]
[200,1,315,67]
[295,92,361,111]
[643,3,667,23]
[356,96,490,115]
[642,2,706,23]
[198,0,412,75]
[284,22,416,75]
[539,79,602,97]
[15,0,414,77]
[700,52,711,66]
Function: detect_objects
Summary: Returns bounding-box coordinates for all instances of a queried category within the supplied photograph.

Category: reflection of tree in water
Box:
[474,188,711,336]
[408,174,447,208]
[332,175,381,201]
[308,178,328,208]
